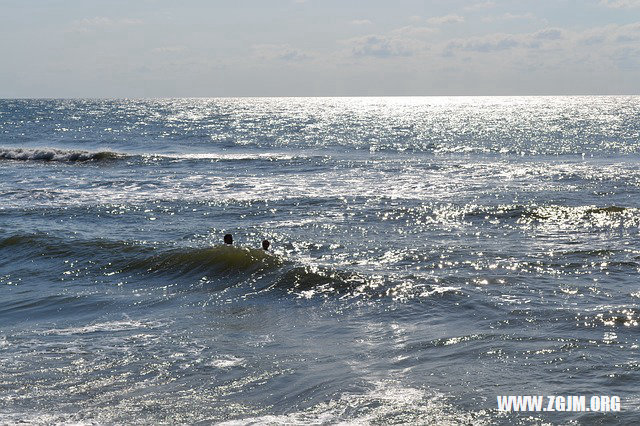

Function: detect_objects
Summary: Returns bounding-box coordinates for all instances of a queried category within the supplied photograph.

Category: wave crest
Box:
[123,246,283,276]
[0,233,437,300]
[0,147,121,162]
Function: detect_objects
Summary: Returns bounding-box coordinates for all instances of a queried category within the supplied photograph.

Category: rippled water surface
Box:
[1,97,640,424]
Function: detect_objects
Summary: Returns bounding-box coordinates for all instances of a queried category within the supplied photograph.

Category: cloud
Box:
[482,13,536,23]
[600,0,640,8]
[151,46,186,54]
[346,35,415,58]
[350,19,373,26]
[253,44,311,62]
[391,25,436,37]
[534,28,563,40]
[426,15,465,25]
[573,24,640,70]
[444,27,565,53]
[79,17,143,27]
[437,22,640,75]
[609,46,640,69]
[576,22,640,45]
[446,33,520,53]
[464,1,496,11]
[341,21,435,59]
[68,17,143,33]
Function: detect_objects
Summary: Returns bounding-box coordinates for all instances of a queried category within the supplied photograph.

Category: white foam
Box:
[41,319,163,336]
[0,147,119,162]
[420,285,463,297]
[0,412,100,426]
[218,381,497,425]
[208,355,245,369]
[146,152,300,161]
[187,152,293,160]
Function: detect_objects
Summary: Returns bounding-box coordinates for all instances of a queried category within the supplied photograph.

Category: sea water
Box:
[1,97,640,424]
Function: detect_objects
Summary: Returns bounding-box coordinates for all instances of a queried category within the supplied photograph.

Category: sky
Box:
[1,0,639,97]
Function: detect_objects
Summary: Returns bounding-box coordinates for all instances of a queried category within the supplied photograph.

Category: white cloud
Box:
[600,0,640,8]
[578,22,640,44]
[343,24,435,59]
[444,27,566,54]
[253,44,311,62]
[482,13,536,23]
[464,1,496,11]
[446,33,520,53]
[151,46,186,54]
[534,28,563,40]
[391,25,436,37]
[350,19,372,26]
[426,15,465,25]
[78,17,143,27]
[438,22,640,74]
[345,35,415,58]
[69,17,143,33]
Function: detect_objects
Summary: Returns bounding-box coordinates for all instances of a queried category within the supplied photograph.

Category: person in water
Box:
[224,234,233,245]
[262,240,270,251]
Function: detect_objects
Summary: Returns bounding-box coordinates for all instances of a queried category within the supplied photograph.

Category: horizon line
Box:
[2,94,640,100]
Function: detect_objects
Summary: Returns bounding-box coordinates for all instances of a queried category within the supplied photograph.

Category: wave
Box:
[0,146,318,165]
[0,232,402,299]
[118,247,449,299]
[269,265,371,295]
[0,147,122,162]
[0,233,152,263]
[391,203,639,231]
[460,204,631,219]
[122,245,283,276]
[217,380,496,426]
[156,152,300,161]
[0,233,280,276]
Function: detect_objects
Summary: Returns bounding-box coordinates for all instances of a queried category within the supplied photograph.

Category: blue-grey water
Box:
[1,97,640,424]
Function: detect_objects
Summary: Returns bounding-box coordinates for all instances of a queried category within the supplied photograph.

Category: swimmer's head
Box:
[224,234,233,245]
[262,239,270,251]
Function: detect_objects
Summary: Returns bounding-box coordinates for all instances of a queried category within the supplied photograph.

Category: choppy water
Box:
[1,97,640,424]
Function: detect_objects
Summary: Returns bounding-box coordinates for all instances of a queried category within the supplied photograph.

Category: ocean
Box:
[1,96,639,424]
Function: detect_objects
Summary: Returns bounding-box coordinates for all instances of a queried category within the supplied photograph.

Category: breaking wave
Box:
[123,245,283,276]
[0,147,122,162]
[0,233,382,297]
[0,146,319,165]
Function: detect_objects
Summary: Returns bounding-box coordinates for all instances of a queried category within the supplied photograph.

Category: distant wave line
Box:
[0,147,318,163]
[0,147,121,162]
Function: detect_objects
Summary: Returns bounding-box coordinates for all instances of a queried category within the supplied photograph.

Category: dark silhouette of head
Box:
[262,240,270,251]
[224,234,233,245]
